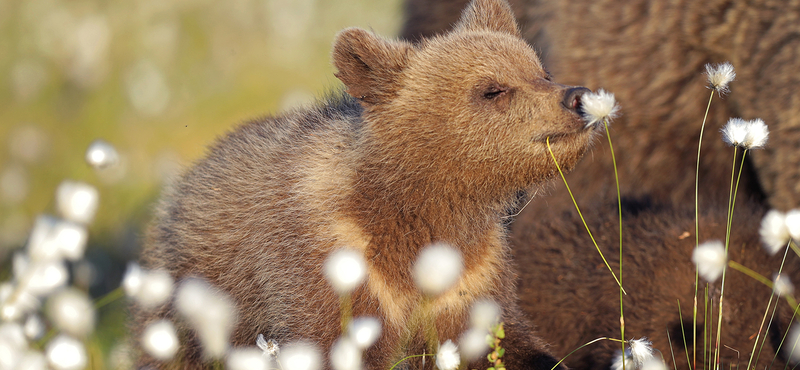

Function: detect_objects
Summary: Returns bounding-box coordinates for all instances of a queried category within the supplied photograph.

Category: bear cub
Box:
[132,0,600,368]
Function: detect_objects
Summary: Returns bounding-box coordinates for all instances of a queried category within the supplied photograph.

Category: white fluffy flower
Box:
[721,118,748,147]
[581,89,620,127]
[330,337,361,370]
[141,320,179,361]
[774,274,795,297]
[785,209,800,241]
[256,334,279,357]
[347,317,381,349]
[55,181,99,224]
[760,210,791,255]
[124,265,173,309]
[228,347,269,370]
[0,323,28,369]
[611,352,633,370]
[458,328,489,362]
[46,335,87,370]
[784,324,800,364]
[705,62,736,95]
[176,278,237,358]
[692,240,727,282]
[46,288,95,338]
[17,256,69,297]
[278,342,321,370]
[27,216,88,262]
[641,358,667,370]
[324,249,367,295]
[85,139,120,169]
[628,338,654,367]
[743,118,768,149]
[413,243,464,296]
[435,340,460,370]
[470,299,500,330]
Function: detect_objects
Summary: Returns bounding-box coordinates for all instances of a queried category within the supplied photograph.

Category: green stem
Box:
[546,137,626,295]
[678,300,692,369]
[694,91,714,370]
[604,120,626,370]
[94,286,125,310]
[550,337,621,370]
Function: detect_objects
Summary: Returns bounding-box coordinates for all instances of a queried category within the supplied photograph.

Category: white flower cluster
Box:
[413,243,464,296]
[759,209,800,255]
[611,338,659,370]
[705,62,736,95]
[581,89,620,128]
[0,141,120,370]
[692,240,727,283]
[720,117,768,149]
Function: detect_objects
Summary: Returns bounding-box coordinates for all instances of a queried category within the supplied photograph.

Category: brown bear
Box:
[512,198,800,370]
[131,0,602,368]
[401,0,800,212]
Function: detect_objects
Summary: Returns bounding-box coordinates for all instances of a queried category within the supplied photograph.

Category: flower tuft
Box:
[323,249,367,295]
[470,299,500,330]
[692,240,727,282]
[330,337,361,370]
[227,347,269,370]
[257,334,279,357]
[278,341,321,370]
[85,139,120,169]
[46,334,87,370]
[458,328,489,362]
[705,62,736,95]
[785,209,800,241]
[721,118,768,149]
[760,210,790,255]
[628,338,654,367]
[175,278,237,358]
[46,288,96,338]
[55,181,99,225]
[435,340,460,370]
[721,118,748,148]
[581,89,620,128]
[123,264,173,309]
[774,274,795,297]
[347,317,381,349]
[743,118,768,149]
[413,243,464,296]
[141,320,179,361]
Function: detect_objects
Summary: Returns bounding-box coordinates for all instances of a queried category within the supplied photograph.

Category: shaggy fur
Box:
[401,0,800,211]
[512,199,800,370]
[132,0,602,368]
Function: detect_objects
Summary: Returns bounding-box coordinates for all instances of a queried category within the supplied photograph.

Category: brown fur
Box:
[132,0,602,368]
[401,0,800,211]
[512,199,800,370]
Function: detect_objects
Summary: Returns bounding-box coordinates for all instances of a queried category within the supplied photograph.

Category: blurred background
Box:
[0,0,402,366]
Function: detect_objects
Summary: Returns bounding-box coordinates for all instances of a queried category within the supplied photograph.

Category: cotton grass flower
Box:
[46,335,87,370]
[46,288,95,338]
[458,328,489,362]
[257,334,279,357]
[580,89,620,127]
[27,216,88,262]
[123,263,173,309]
[721,118,768,149]
[227,347,269,370]
[611,338,655,370]
[15,254,69,297]
[330,337,361,370]
[692,240,727,282]
[785,209,800,241]
[85,139,120,169]
[435,340,460,370]
[278,341,321,370]
[705,62,736,95]
[347,317,381,349]
[176,278,237,358]
[323,249,367,295]
[470,299,500,330]
[641,358,667,370]
[784,324,800,364]
[760,210,791,255]
[413,243,463,296]
[141,320,179,361]
[774,274,795,297]
[55,181,99,224]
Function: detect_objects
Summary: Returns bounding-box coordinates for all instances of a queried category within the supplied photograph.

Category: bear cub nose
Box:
[562,87,591,114]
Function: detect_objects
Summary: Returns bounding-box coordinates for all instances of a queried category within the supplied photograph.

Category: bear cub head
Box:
[332,0,599,204]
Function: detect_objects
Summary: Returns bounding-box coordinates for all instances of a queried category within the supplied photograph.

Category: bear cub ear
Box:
[332,28,415,105]
[454,0,520,37]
